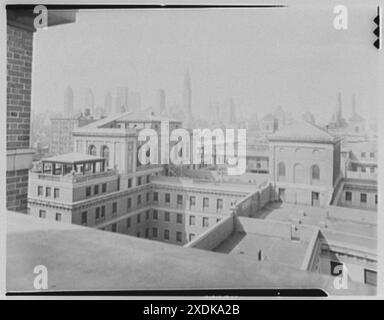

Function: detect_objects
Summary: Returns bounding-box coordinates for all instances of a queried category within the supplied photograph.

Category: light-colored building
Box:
[50,115,95,155]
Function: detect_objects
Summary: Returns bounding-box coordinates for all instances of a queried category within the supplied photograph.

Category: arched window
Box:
[311,165,320,180]
[278,162,286,177]
[88,145,96,156]
[101,145,109,165]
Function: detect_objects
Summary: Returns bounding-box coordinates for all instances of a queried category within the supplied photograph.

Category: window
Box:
[370,167,375,173]
[189,215,195,226]
[203,197,209,209]
[189,233,195,242]
[330,261,343,276]
[146,192,150,202]
[94,185,99,195]
[177,194,183,206]
[101,206,105,219]
[127,198,132,210]
[278,162,286,177]
[345,191,352,201]
[164,212,170,222]
[147,175,150,184]
[112,202,117,214]
[37,186,43,196]
[137,213,141,224]
[88,145,96,156]
[111,224,117,232]
[370,152,375,158]
[311,165,320,180]
[55,213,61,221]
[153,192,158,202]
[364,269,377,286]
[136,232,140,237]
[101,145,109,165]
[176,232,182,242]
[152,228,158,238]
[102,183,107,193]
[165,193,170,204]
[153,210,158,220]
[128,178,132,188]
[176,213,182,224]
[190,196,196,208]
[45,187,51,197]
[39,210,46,218]
[95,207,100,220]
[375,194,378,205]
[164,229,170,240]
[361,167,366,173]
[361,152,366,158]
[81,211,87,225]
[145,228,149,238]
[126,218,131,229]
[203,217,209,228]
[217,199,223,211]
[360,193,367,203]
[146,210,150,220]
[53,188,60,199]
[137,177,141,186]
[217,218,221,223]
[86,186,91,197]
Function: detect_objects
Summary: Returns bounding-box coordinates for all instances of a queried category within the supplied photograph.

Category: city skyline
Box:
[31,5,379,125]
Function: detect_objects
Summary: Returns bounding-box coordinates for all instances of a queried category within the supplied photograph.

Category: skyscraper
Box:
[157,89,166,115]
[115,87,129,113]
[183,71,192,117]
[85,88,95,114]
[129,91,141,113]
[64,86,74,116]
[104,91,112,114]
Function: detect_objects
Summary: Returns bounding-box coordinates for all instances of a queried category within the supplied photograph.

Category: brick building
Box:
[6,7,77,212]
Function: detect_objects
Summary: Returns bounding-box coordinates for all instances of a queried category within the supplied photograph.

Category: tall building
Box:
[6,9,77,212]
[104,91,112,114]
[63,86,74,116]
[157,89,166,115]
[182,71,192,117]
[50,115,95,155]
[115,87,129,113]
[129,91,141,113]
[85,88,95,114]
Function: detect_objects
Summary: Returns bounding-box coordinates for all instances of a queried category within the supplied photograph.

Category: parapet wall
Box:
[185,214,235,250]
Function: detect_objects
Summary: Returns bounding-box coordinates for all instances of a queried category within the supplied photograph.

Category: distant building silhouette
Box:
[85,88,95,114]
[129,91,141,113]
[115,87,129,113]
[157,89,166,115]
[104,91,112,114]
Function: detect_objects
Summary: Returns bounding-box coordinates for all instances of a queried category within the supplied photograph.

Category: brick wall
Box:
[6,169,29,212]
[7,24,34,212]
[7,24,33,150]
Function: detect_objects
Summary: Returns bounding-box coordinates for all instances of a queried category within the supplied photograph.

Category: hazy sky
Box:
[31,2,380,124]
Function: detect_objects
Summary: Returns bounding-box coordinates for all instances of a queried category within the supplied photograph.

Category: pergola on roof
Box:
[42,152,105,165]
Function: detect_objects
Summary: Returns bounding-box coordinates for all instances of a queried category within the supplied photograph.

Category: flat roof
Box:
[6,212,374,295]
[214,232,308,269]
[42,152,106,164]
[151,176,263,194]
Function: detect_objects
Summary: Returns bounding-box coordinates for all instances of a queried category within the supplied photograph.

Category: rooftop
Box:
[41,152,106,164]
[269,120,337,144]
[6,212,374,295]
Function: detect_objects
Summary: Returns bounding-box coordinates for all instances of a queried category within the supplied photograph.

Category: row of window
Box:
[345,192,378,204]
[360,152,375,159]
[37,186,60,199]
[81,202,117,225]
[128,175,151,188]
[153,192,224,211]
[277,162,320,180]
[86,183,108,197]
